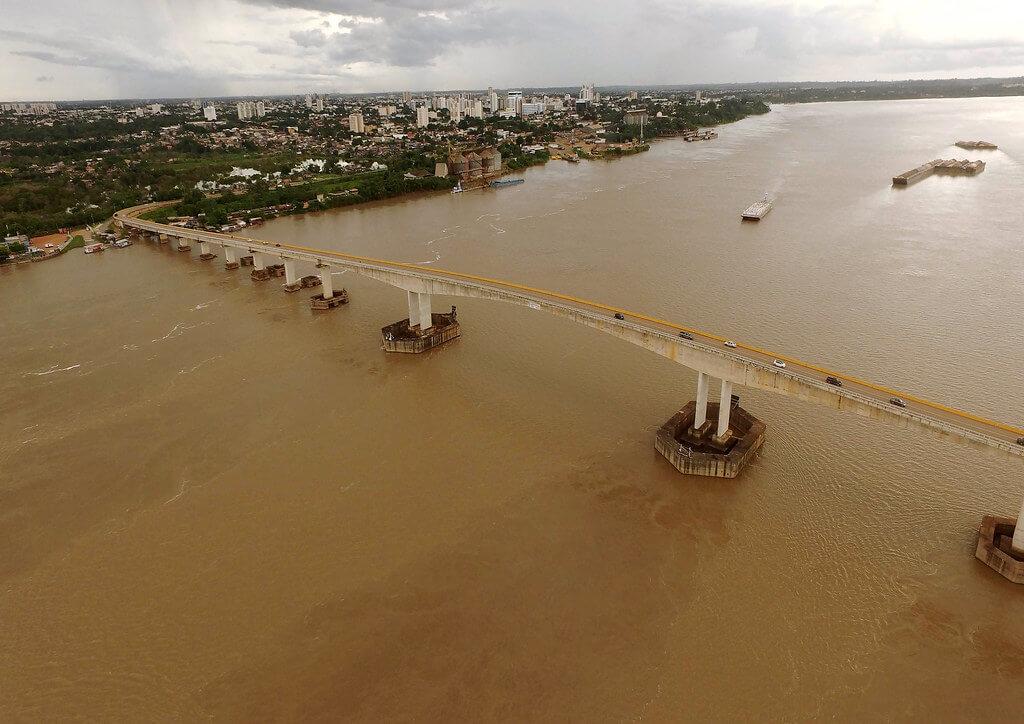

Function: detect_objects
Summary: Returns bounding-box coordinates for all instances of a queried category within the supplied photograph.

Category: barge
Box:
[955,140,997,150]
[893,159,985,186]
[741,195,773,221]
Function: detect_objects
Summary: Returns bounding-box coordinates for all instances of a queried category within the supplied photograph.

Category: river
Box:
[2,97,1023,720]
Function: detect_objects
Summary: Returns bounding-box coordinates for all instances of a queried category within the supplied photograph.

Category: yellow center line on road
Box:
[125,209,1024,439]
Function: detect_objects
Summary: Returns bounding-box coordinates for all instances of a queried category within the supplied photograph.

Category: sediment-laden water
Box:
[2,98,1023,720]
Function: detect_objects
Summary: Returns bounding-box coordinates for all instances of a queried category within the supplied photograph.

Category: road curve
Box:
[115,202,1024,459]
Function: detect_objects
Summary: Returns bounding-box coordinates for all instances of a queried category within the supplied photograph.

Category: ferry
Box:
[83,242,105,254]
[489,178,525,189]
[451,181,464,194]
[741,194,773,221]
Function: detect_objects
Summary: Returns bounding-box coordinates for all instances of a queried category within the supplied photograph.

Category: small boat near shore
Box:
[489,178,525,189]
[451,181,464,194]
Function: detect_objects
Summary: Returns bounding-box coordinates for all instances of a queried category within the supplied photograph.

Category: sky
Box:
[2,0,1024,101]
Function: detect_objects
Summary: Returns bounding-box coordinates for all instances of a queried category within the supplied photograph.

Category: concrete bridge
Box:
[114,202,1024,574]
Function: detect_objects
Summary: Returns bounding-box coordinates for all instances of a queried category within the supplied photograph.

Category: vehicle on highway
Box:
[1017,437,1024,446]
[825,376,843,387]
[724,340,737,348]
[614,313,625,320]
[773,359,786,368]
[889,397,907,408]
[678,331,694,340]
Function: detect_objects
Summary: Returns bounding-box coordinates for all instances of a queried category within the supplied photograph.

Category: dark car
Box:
[889,397,907,408]
[614,313,625,320]
[679,331,694,340]
[825,376,843,387]
[1017,437,1024,447]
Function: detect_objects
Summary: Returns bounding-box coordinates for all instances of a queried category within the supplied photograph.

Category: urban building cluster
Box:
[1,82,764,242]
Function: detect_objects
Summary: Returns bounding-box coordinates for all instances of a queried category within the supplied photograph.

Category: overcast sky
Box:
[3,0,1024,101]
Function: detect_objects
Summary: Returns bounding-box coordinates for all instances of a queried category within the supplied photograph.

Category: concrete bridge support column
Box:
[175,236,191,252]
[694,372,710,430]
[199,241,215,260]
[321,268,333,298]
[250,252,270,281]
[407,292,432,331]
[310,266,349,310]
[283,259,300,292]
[1014,494,1024,556]
[224,247,239,270]
[715,380,734,442]
[382,291,458,352]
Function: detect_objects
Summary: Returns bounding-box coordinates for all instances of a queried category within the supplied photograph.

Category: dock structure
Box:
[892,159,985,186]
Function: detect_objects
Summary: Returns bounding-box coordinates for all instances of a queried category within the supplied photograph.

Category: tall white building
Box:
[488,89,499,114]
[415,105,429,128]
[507,91,523,116]
[578,83,595,103]
[470,100,484,119]
[304,94,313,108]
[402,91,412,102]
[521,102,544,117]
[149,103,163,114]
[447,97,462,124]
[315,97,324,112]
[203,105,217,121]
[349,111,365,133]
[237,101,259,120]
[256,100,266,117]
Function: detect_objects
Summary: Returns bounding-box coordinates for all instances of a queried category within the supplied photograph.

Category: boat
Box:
[451,181,463,194]
[489,178,525,189]
[83,243,105,254]
[741,194,773,221]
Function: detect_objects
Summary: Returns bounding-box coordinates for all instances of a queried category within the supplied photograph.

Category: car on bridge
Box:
[613,313,625,320]
[678,331,694,340]
[1017,437,1024,446]
[825,376,843,387]
[724,340,737,348]
[773,359,786,368]
[889,397,908,408]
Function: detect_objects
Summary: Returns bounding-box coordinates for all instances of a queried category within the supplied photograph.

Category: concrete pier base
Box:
[655,401,765,478]
[176,243,191,252]
[284,275,322,293]
[381,310,460,353]
[240,255,254,267]
[975,516,1024,583]
[310,289,350,310]
[199,252,216,261]
[250,268,270,281]
[225,261,240,270]
[266,264,285,278]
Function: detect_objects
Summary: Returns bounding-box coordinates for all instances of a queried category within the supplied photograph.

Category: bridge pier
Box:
[381,293,460,353]
[693,372,710,431]
[175,236,191,252]
[310,266,349,310]
[657,372,764,478]
[283,259,300,292]
[250,252,270,281]
[224,247,239,270]
[198,241,215,261]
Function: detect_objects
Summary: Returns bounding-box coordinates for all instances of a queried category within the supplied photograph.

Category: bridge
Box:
[114,202,1024,574]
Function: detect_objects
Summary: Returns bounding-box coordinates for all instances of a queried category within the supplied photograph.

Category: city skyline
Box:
[3,0,1024,102]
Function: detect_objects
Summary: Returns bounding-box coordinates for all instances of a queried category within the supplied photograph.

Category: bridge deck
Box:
[115,203,1024,459]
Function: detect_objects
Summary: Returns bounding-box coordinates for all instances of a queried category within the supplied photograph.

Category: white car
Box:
[724,340,737,348]
[773,359,786,368]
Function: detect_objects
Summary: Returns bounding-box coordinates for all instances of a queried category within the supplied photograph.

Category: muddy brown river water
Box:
[2,98,1024,721]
